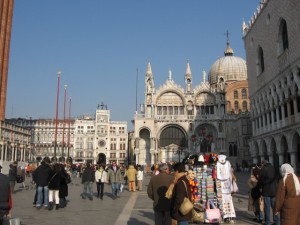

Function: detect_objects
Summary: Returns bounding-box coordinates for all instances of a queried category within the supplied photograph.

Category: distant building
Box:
[7,106,128,165]
[133,41,252,167]
[244,0,300,172]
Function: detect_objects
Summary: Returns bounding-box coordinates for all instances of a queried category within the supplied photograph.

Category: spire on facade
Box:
[202,69,207,83]
[146,61,152,75]
[168,69,172,80]
[185,61,192,76]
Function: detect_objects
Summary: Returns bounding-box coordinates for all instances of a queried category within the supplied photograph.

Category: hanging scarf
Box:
[280,163,300,195]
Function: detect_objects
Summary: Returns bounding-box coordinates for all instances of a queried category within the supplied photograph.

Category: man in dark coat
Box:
[81,163,95,200]
[0,165,12,223]
[147,163,173,225]
[32,157,52,209]
[8,162,17,193]
[258,160,280,225]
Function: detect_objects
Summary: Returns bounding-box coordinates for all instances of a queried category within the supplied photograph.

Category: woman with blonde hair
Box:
[274,163,300,225]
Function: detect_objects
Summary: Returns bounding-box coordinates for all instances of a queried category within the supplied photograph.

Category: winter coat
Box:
[171,175,193,222]
[59,170,69,198]
[107,166,122,183]
[48,170,62,190]
[274,175,300,225]
[8,166,17,182]
[82,167,95,183]
[147,172,173,212]
[0,173,11,210]
[258,163,277,197]
[137,170,143,181]
[126,165,137,182]
[95,169,107,183]
[33,163,52,187]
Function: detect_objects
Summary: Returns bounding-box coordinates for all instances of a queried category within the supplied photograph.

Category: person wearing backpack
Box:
[248,163,264,223]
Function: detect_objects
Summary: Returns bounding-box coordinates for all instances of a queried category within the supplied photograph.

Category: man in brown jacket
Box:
[147,163,173,225]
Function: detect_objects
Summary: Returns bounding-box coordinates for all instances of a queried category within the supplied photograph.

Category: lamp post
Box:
[54,70,61,161]
[67,97,72,159]
[62,84,67,161]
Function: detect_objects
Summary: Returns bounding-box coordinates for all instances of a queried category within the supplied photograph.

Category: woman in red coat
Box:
[274,163,300,225]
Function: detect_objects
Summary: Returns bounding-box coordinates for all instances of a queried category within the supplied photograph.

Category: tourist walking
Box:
[127,165,137,192]
[107,161,122,199]
[81,163,95,200]
[0,164,12,223]
[8,162,17,194]
[95,164,107,199]
[147,163,173,225]
[59,164,70,208]
[170,162,192,225]
[248,163,264,223]
[137,166,144,191]
[48,163,62,210]
[258,160,280,225]
[32,157,52,209]
[274,163,300,225]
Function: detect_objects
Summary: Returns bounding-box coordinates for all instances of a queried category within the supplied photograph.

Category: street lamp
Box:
[62,84,67,161]
[54,70,61,161]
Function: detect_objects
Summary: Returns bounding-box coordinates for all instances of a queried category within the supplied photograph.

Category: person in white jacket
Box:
[95,164,107,199]
[137,166,144,191]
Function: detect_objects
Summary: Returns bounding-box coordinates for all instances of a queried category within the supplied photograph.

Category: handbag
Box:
[205,201,221,223]
[232,180,239,193]
[16,175,23,183]
[192,207,205,223]
[179,180,193,215]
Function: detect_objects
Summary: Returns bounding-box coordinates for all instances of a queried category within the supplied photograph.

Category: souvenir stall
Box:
[187,153,236,224]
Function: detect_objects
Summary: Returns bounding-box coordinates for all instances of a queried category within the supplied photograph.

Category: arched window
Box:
[257,46,265,75]
[242,89,247,99]
[234,90,238,99]
[242,101,248,112]
[278,19,289,55]
[234,101,239,111]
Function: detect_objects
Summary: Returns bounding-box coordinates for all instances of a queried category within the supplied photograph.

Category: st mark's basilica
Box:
[133,40,251,168]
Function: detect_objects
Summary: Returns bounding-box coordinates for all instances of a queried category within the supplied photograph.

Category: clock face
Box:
[98,140,106,147]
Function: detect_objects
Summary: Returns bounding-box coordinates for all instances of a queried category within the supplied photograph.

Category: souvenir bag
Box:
[179,180,193,215]
[205,200,221,223]
[232,180,239,193]
[192,207,205,223]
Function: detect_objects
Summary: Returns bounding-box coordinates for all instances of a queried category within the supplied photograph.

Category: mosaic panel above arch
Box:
[156,92,184,106]
[195,92,216,105]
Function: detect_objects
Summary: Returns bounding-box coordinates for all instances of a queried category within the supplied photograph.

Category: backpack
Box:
[251,186,262,199]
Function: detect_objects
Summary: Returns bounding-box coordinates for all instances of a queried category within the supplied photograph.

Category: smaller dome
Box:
[208,42,247,85]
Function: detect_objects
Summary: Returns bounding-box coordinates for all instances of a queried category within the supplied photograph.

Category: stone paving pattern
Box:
[9,171,259,225]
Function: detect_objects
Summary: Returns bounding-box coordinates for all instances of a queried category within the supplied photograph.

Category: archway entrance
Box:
[280,136,290,164]
[97,153,106,165]
[270,138,279,176]
[292,132,300,174]
[140,129,151,166]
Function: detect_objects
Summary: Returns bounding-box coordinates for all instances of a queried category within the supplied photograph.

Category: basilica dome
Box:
[208,42,247,85]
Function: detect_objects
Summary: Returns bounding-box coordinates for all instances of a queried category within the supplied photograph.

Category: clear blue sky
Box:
[6,0,260,130]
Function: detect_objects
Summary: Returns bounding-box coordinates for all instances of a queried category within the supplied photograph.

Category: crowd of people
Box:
[2,157,300,225]
[248,160,300,225]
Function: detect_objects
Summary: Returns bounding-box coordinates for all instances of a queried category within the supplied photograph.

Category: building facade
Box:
[133,42,252,168]
[243,0,300,172]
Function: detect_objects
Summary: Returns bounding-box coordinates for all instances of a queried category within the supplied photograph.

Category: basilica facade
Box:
[133,42,252,168]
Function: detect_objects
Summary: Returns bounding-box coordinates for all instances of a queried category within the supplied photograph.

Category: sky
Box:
[6,0,261,130]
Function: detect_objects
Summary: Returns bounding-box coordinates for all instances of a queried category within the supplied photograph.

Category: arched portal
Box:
[292,132,300,173]
[159,126,187,148]
[97,153,106,165]
[139,129,151,166]
[270,138,279,175]
[192,124,217,154]
[280,136,290,164]
[261,140,268,161]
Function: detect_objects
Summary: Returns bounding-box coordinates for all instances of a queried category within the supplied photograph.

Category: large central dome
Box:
[208,42,247,85]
